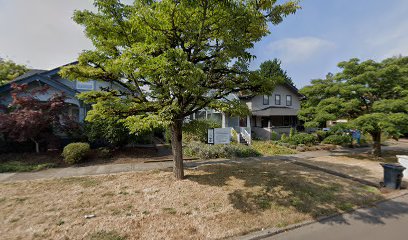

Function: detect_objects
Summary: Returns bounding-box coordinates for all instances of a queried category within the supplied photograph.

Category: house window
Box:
[275,94,281,105]
[286,95,292,106]
[263,95,269,105]
[76,80,94,90]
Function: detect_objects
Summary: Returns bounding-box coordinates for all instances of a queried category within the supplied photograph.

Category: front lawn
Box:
[1,161,385,240]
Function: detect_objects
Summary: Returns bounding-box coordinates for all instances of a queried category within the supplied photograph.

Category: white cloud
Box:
[0,0,95,69]
[266,37,336,64]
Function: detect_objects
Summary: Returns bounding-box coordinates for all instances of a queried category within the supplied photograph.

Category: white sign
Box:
[207,128,214,144]
[214,128,231,144]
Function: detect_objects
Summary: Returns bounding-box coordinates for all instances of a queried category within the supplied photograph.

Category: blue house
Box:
[0,62,125,122]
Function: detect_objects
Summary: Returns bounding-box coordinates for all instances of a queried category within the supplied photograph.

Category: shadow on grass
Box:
[187,160,408,225]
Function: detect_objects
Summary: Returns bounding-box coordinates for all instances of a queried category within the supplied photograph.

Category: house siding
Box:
[248,85,301,112]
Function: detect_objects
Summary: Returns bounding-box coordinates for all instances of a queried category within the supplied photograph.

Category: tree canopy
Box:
[259,58,294,86]
[0,84,78,153]
[0,58,28,86]
[61,0,299,179]
[298,56,408,156]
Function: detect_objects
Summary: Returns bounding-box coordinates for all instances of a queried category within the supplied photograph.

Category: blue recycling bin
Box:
[380,163,405,189]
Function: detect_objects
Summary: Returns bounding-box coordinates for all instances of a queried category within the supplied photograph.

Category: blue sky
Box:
[251,0,408,87]
[1,0,408,88]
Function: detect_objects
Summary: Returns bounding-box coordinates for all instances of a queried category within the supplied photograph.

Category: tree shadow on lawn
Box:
[187,160,408,225]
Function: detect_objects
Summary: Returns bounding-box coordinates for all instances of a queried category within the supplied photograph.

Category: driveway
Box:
[268,193,408,240]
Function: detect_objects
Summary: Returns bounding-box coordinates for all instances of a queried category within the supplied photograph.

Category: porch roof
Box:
[251,106,298,116]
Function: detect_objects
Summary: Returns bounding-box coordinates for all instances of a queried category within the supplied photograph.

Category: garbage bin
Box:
[380,163,406,189]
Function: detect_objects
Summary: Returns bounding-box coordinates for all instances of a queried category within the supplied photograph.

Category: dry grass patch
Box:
[0,161,385,240]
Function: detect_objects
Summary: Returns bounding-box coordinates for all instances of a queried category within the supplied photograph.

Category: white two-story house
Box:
[191,83,304,141]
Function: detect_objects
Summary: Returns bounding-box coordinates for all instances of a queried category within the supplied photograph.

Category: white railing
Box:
[240,127,251,145]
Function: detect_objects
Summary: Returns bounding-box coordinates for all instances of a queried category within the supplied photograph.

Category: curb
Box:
[236,191,408,240]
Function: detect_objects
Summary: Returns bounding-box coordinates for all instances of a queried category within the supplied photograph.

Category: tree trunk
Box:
[171,119,184,180]
[371,131,381,157]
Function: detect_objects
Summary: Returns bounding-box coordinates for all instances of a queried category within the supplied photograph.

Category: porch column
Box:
[222,113,226,128]
[246,115,251,128]
[79,107,86,122]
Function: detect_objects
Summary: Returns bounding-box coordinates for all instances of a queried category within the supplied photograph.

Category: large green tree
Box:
[299,57,408,156]
[259,58,294,86]
[0,58,28,85]
[61,0,299,179]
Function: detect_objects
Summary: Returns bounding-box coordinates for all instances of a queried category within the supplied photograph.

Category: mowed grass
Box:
[0,161,384,240]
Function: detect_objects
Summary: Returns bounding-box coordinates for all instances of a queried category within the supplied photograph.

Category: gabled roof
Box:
[13,69,47,81]
[238,82,305,100]
[0,69,78,97]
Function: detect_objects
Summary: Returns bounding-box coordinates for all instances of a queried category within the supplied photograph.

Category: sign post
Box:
[207,128,214,144]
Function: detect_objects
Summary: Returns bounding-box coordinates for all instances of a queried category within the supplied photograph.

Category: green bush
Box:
[289,128,296,138]
[280,133,289,142]
[97,147,113,159]
[289,133,318,145]
[182,119,221,143]
[252,141,297,155]
[270,131,279,141]
[183,142,261,159]
[315,130,330,142]
[322,135,352,145]
[62,142,90,164]
[84,120,130,147]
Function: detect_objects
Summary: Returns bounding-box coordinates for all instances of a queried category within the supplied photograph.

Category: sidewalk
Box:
[261,193,408,240]
[0,142,403,183]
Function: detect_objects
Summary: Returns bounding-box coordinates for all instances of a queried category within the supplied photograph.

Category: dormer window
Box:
[275,94,281,105]
[263,95,269,105]
[76,80,94,90]
[286,95,292,106]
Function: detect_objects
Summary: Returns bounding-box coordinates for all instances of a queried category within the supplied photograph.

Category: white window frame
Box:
[286,95,292,106]
[76,80,94,90]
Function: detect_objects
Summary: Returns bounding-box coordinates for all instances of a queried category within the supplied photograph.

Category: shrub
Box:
[322,135,352,145]
[183,142,261,159]
[252,141,297,155]
[84,120,130,147]
[280,133,289,142]
[288,133,318,146]
[289,128,296,138]
[270,131,279,141]
[97,147,113,159]
[182,119,221,143]
[62,142,90,164]
[315,130,330,142]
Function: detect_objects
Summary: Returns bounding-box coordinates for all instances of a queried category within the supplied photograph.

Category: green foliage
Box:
[259,58,295,86]
[62,142,90,164]
[280,133,288,142]
[60,0,299,177]
[315,130,330,142]
[184,142,261,159]
[252,141,297,156]
[299,56,408,155]
[289,128,296,138]
[322,135,352,145]
[97,147,113,159]
[183,119,221,143]
[0,161,56,173]
[270,131,279,141]
[0,58,28,85]
[288,133,318,146]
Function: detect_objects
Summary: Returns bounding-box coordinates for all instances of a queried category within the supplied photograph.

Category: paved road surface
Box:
[269,194,408,240]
